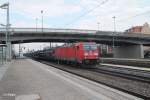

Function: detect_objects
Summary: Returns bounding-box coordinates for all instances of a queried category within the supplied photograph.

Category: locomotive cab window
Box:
[91,45,97,50]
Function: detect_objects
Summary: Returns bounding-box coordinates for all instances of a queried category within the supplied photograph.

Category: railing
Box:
[0,28,97,34]
[97,31,150,38]
[0,28,150,38]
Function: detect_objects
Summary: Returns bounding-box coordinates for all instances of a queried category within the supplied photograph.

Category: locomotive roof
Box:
[56,42,96,48]
[75,42,96,45]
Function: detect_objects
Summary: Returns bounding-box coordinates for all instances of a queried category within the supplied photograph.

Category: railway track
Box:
[100,58,150,68]
[92,66,150,83]
[37,60,150,100]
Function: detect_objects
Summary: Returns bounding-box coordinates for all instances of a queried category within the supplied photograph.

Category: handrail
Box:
[0,28,150,38]
[0,28,97,34]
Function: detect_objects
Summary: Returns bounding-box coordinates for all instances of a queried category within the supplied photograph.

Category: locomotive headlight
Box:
[84,53,88,56]
[94,53,98,56]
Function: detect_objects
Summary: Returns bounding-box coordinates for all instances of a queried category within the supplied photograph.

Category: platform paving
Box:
[0,62,11,81]
[0,59,143,100]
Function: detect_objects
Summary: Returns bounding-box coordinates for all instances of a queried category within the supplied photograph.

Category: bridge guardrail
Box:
[0,28,97,34]
[0,28,150,38]
[96,31,150,38]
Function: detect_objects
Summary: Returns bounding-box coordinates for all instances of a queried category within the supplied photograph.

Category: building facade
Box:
[125,22,150,34]
[125,22,150,57]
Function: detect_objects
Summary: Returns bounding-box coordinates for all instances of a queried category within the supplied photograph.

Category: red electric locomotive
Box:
[53,42,99,65]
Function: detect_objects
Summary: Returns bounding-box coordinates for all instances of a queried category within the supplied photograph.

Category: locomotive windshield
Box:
[83,44,97,50]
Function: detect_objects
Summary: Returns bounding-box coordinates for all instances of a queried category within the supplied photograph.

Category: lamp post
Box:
[19,42,21,58]
[112,16,116,54]
[0,3,10,61]
[41,10,43,32]
[97,22,100,31]
[36,18,38,32]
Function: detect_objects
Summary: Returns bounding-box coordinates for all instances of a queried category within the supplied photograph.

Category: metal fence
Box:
[0,28,97,34]
[0,46,6,66]
[0,27,150,37]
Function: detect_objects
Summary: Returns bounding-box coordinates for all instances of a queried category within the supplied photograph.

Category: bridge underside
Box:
[1,36,148,46]
[9,39,138,46]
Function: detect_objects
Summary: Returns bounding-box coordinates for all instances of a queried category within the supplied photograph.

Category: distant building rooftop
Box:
[125,22,150,34]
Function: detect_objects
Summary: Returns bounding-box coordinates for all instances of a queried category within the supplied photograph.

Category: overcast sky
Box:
[0,0,150,53]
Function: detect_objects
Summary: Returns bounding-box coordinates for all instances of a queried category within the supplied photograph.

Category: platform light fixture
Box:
[112,16,116,55]
[97,22,100,31]
[0,3,9,9]
[35,18,38,32]
[41,10,43,32]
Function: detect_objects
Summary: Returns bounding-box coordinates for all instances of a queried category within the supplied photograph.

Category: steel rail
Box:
[91,67,150,83]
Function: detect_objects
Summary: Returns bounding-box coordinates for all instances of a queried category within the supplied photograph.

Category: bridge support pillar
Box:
[114,44,144,59]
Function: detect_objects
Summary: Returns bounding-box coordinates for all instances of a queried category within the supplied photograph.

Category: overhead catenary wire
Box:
[64,0,109,27]
[118,10,150,22]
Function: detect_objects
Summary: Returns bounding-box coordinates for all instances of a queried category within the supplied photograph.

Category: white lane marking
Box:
[2,93,16,100]
[101,63,150,71]
[2,93,16,97]
[16,94,40,100]
[28,59,143,100]
[101,58,150,62]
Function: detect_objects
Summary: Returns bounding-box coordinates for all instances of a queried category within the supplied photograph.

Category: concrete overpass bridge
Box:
[0,28,150,45]
[0,28,150,59]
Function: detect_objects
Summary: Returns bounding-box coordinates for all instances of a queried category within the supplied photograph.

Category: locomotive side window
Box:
[83,45,90,50]
[83,44,97,50]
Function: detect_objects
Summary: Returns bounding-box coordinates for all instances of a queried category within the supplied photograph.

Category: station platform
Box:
[101,58,150,62]
[101,63,150,71]
[101,58,150,68]
[0,59,143,100]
